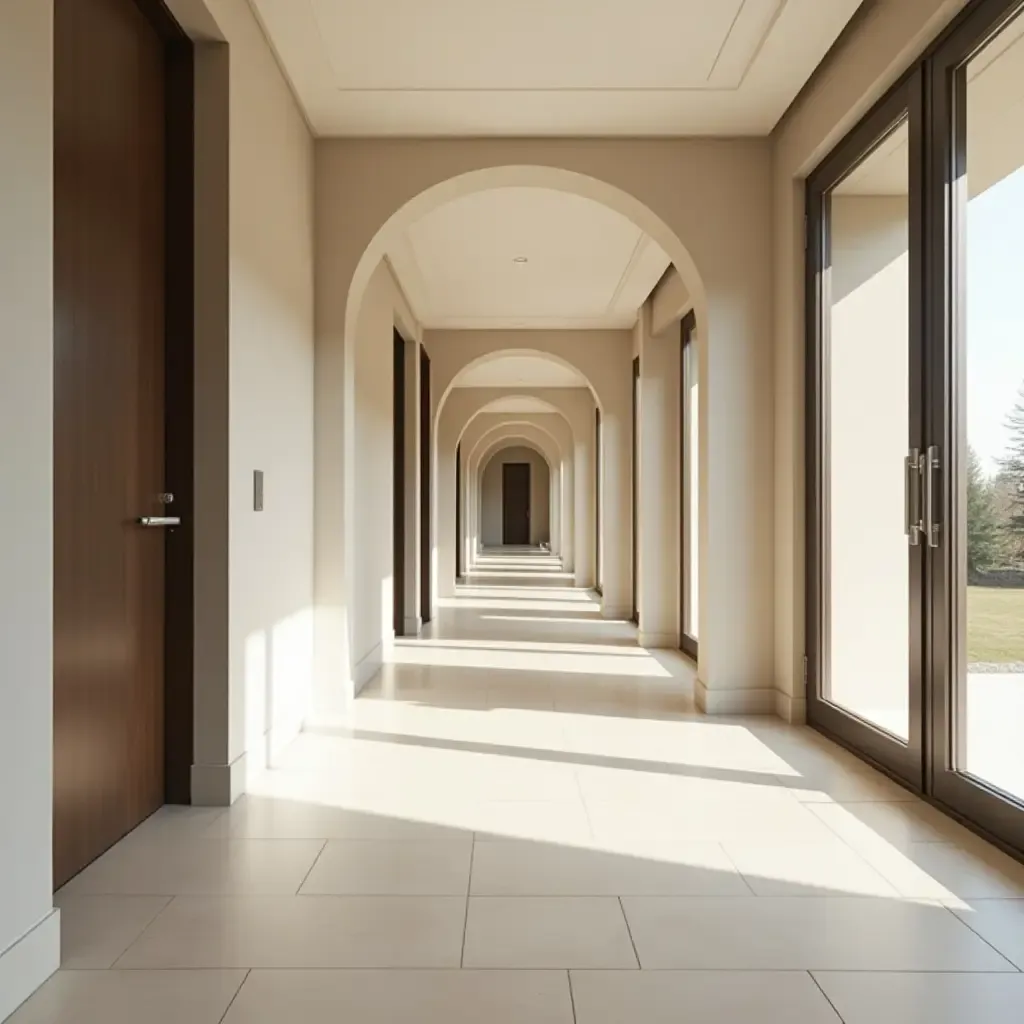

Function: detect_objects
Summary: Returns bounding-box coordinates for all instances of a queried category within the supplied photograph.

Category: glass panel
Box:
[825,120,911,740]
[683,335,699,640]
[958,11,1024,803]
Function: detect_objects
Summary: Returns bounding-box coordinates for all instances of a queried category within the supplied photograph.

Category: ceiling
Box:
[388,187,668,329]
[453,357,587,390]
[475,396,566,413]
[247,0,865,136]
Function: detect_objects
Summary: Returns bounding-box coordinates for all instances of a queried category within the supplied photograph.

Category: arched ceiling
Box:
[387,188,669,330]
[247,0,865,136]
[453,357,587,391]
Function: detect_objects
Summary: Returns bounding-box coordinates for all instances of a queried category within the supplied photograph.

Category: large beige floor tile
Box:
[780,764,918,804]
[813,972,1024,1024]
[949,898,1024,968]
[722,840,898,897]
[867,841,1024,900]
[205,795,470,841]
[470,839,749,896]
[124,806,229,842]
[7,970,245,1024]
[54,894,170,968]
[577,763,799,806]
[570,970,841,1024]
[619,896,1017,970]
[300,839,472,895]
[808,799,975,850]
[116,895,467,968]
[462,897,638,968]
[58,839,325,896]
[471,800,594,844]
[222,970,574,1024]
[584,797,837,845]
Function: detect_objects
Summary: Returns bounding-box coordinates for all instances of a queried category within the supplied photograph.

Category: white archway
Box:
[315,147,775,719]
[465,421,568,571]
[475,438,555,554]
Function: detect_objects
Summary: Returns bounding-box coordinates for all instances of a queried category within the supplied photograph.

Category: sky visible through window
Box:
[966,164,1024,477]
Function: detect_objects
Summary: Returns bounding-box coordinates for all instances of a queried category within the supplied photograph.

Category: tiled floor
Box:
[11,552,1024,1022]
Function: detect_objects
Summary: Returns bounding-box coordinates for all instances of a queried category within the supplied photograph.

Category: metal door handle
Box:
[922,445,940,548]
[905,448,921,545]
[137,516,181,527]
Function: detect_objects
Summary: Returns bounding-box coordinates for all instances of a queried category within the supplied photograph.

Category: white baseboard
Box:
[775,690,807,724]
[600,605,632,621]
[0,909,60,1022]
[695,679,776,716]
[637,630,678,649]
[403,616,422,636]
[191,751,247,806]
[353,641,383,695]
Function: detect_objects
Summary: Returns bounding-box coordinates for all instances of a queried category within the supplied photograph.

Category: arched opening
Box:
[316,162,715,715]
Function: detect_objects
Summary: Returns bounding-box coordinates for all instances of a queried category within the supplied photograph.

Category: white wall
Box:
[770,0,967,722]
[481,446,551,546]
[172,0,318,800]
[0,2,61,1016]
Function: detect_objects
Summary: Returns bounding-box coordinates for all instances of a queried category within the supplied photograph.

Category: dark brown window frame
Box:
[679,311,698,662]
[805,0,1024,857]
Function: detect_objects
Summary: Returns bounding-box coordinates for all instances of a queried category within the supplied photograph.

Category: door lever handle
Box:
[137,516,181,527]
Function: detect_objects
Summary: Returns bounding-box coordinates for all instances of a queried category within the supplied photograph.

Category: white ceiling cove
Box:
[387,187,669,329]
[247,0,865,136]
[454,357,587,390]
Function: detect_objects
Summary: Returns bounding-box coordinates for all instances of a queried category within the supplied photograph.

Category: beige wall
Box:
[0,2,61,1015]
[770,0,968,722]
[480,446,551,546]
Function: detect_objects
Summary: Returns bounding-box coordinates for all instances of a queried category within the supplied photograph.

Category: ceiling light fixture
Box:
[512,256,528,264]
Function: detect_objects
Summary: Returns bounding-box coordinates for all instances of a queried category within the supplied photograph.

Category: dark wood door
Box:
[53,0,168,888]
[502,463,532,546]
[393,330,406,636]
[419,347,431,623]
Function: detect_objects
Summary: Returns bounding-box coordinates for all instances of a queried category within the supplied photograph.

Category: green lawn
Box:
[967,586,1024,664]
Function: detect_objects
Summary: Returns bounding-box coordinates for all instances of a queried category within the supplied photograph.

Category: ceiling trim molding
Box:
[605,234,651,316]
[383,249,430,326]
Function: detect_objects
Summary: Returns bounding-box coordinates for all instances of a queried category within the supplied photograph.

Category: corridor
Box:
[19,553,1024,1023]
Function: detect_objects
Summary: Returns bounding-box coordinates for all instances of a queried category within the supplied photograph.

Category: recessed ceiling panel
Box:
[248,0,865,135]
[310,0,740,91]
[387,187,669,329]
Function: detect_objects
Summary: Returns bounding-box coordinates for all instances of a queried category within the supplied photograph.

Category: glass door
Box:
[927,0,1024,850]
[806,77,926,788]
